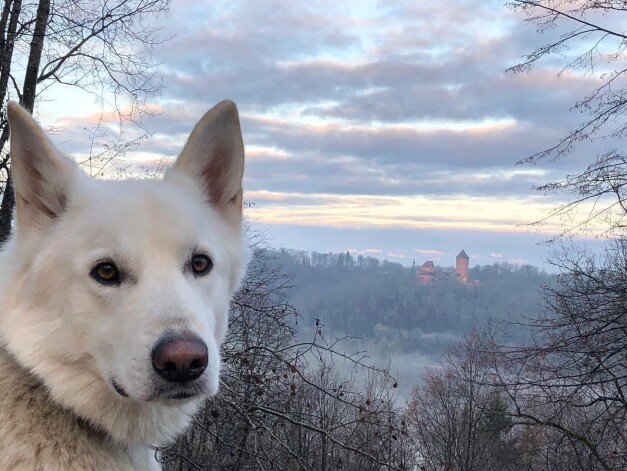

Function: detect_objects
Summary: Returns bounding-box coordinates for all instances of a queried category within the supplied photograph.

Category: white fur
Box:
[0,101,248,469]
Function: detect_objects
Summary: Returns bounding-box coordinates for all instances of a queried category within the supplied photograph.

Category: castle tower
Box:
[416,261,435,284]
[456,250,469,283]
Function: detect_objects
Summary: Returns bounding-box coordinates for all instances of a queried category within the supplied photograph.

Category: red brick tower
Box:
[456,250,469,283]
[416,261,435,284]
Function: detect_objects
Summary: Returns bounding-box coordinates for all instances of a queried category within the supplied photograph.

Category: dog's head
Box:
[0,102,247,444]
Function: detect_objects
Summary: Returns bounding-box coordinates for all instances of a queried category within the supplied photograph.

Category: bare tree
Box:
[406,332,524,471]
[502,5,627,468]
[506,1,627,237]
[509,1,627,164]
[491,240,627,471]
[0,0,169,242]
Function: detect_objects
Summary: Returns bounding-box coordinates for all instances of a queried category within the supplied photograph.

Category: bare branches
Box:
[508,0,627,162]
[530,150,627,238]
[404,241,627,470]
[406,332,526,471]
[36,0,169,117]
[508,1,627,42]
[0,0,170,240]
[508,1,627,238]
[486,240,627,470]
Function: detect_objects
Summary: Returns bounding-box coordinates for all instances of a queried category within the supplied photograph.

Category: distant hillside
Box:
[267,248,552,354]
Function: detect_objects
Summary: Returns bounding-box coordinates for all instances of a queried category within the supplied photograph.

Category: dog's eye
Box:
[191,254,213,276]
[90,261,121,285]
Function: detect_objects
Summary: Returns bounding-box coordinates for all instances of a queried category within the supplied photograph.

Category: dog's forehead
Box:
[70,178,219,248]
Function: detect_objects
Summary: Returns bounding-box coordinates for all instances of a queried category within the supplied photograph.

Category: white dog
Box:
[0,101,247,469]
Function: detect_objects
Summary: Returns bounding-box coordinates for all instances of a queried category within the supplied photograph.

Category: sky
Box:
[38,0,615,269]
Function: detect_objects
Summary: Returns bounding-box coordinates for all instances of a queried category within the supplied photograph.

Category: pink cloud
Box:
[344,248,383,254]
[415,249,445,255]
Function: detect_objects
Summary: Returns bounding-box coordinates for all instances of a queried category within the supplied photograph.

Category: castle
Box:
[416,250,478,285]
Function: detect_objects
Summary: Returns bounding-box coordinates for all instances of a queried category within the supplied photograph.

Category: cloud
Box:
[490,252,504,258]
[245,190,578,235]
[415,249,445,255]
[51,0,598,194]
[35,0,606,267]
[152,0,596,134]
[344,248,383,255]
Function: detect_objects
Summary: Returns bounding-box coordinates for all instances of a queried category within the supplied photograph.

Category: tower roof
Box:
[457,250,469,259]
[418,261,435,274]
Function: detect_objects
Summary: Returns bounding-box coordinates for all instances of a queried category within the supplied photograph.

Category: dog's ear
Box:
[7,102,79,230]
[167,100,245,222]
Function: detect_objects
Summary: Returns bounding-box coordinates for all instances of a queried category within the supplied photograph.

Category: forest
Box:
[162,240,627,470]
[272,248,550,353]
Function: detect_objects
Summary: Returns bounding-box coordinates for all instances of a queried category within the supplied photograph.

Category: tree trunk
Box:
[22,0,50,112]
[0,0,22,242]
[0,168,13,244]
[0,0,20,107]
[0,0,50,242]
[0,126,12,243]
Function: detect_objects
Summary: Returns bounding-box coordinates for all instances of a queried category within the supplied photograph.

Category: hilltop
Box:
[267,248,552,354]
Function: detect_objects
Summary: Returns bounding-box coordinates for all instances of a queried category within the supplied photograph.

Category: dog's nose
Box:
[152,334,208,383]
